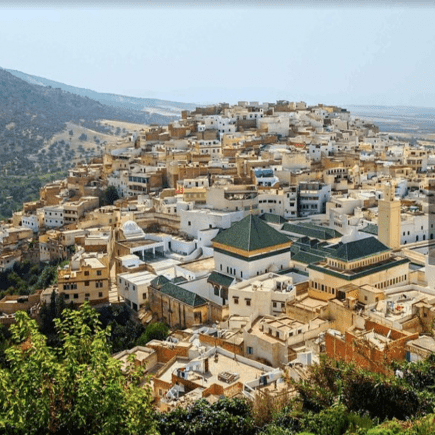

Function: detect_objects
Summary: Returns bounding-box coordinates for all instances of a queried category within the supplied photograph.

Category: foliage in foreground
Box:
[0,303,156,435]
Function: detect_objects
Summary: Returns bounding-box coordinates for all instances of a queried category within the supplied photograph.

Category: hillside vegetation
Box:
[0,68,177,218]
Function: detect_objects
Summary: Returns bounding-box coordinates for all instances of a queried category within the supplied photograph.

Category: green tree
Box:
[137,322,169,346]
[0,304,157,434]
[103,185,119,206]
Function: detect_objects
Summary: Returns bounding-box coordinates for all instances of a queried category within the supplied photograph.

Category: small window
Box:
[85,281,89,286]
[142,292,147,300]
[233,297,239,305]
[73,294,79,299]
[84,271,90,276]
[247,347,253,355]
[97,270,102,276]
[245,299,251,306]
[99,292,103,298]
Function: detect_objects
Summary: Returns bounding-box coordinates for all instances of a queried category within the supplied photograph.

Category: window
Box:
[214,286,219,296]
[84,271,90,276]
[247,346,253,355]
[96,281,103,288]
[71,283,77,290]
[74,294,78,299]
[64,294,69,300]
[142,292,147,300]
[97,270,102,276]
[245,299,251,306]
[233,297,239,305]
[85,281,89,287]
[273,302,277,308]
[99,292,103,298]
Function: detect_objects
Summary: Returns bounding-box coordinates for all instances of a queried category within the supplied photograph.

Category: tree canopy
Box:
[0,303,156,435]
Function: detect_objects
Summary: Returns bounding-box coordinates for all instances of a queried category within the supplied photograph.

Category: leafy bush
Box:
[137,322,169,346]
[0,304,156,434]
[158,397,254,435]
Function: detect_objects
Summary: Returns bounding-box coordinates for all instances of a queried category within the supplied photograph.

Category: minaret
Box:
[378,183,401,250]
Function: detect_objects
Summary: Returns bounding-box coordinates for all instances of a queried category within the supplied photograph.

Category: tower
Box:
[378,183,401,250]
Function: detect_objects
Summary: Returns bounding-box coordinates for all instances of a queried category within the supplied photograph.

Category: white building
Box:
[298,182,331,217]
[21,214,40,233]
[43,206,64,228]
[211,214,292,281]
[229,273,296,318]
[117,270,157,312]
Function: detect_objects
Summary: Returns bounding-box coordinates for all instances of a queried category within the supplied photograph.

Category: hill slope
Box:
[0,67,175,174]
[6,68,197,116]
[0,67,178,218]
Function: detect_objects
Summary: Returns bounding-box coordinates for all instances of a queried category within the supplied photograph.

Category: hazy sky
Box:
[1,3,435,107]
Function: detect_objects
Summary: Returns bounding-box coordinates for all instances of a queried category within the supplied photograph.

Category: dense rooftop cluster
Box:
[2,99,435,411]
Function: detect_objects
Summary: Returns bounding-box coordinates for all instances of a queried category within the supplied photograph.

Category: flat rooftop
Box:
[83,258,105,268]
[159,352,269,388]
[180,257,215,273]
[119,270,156,286]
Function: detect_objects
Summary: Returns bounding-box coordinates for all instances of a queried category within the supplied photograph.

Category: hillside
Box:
[0,67,176,218]
[0,67,176,174]
[6,68,197,116]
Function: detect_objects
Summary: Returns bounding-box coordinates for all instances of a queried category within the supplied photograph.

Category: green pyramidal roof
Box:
[329,236,390,262]
[212,214,290,252]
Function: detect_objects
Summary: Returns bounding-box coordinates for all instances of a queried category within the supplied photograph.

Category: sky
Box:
[1,2,435,107]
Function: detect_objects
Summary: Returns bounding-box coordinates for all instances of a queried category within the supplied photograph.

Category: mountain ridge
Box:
[5,68,197,116]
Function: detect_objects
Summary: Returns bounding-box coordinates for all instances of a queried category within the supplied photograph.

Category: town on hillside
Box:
[2,99,435,410]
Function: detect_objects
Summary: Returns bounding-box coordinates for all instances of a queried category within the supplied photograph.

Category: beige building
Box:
[308,236,410,300]
[57,252,109,304]
[63,196,99,225]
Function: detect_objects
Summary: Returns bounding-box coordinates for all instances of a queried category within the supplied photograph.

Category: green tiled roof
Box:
[150,275,170,288]
[172,276,187,284]
[290,236,389,265]
[259,213,287,225]
[212,214,290,252]
[292,251,326,265]
[282,222,342,240]
[207,271,234,288]
[360,224,378,235]
[160,283,207,307]
[329,237,390,262]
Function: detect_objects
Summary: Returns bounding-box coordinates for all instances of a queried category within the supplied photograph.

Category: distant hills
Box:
[0,67,184,177]
[6,68,197,117]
